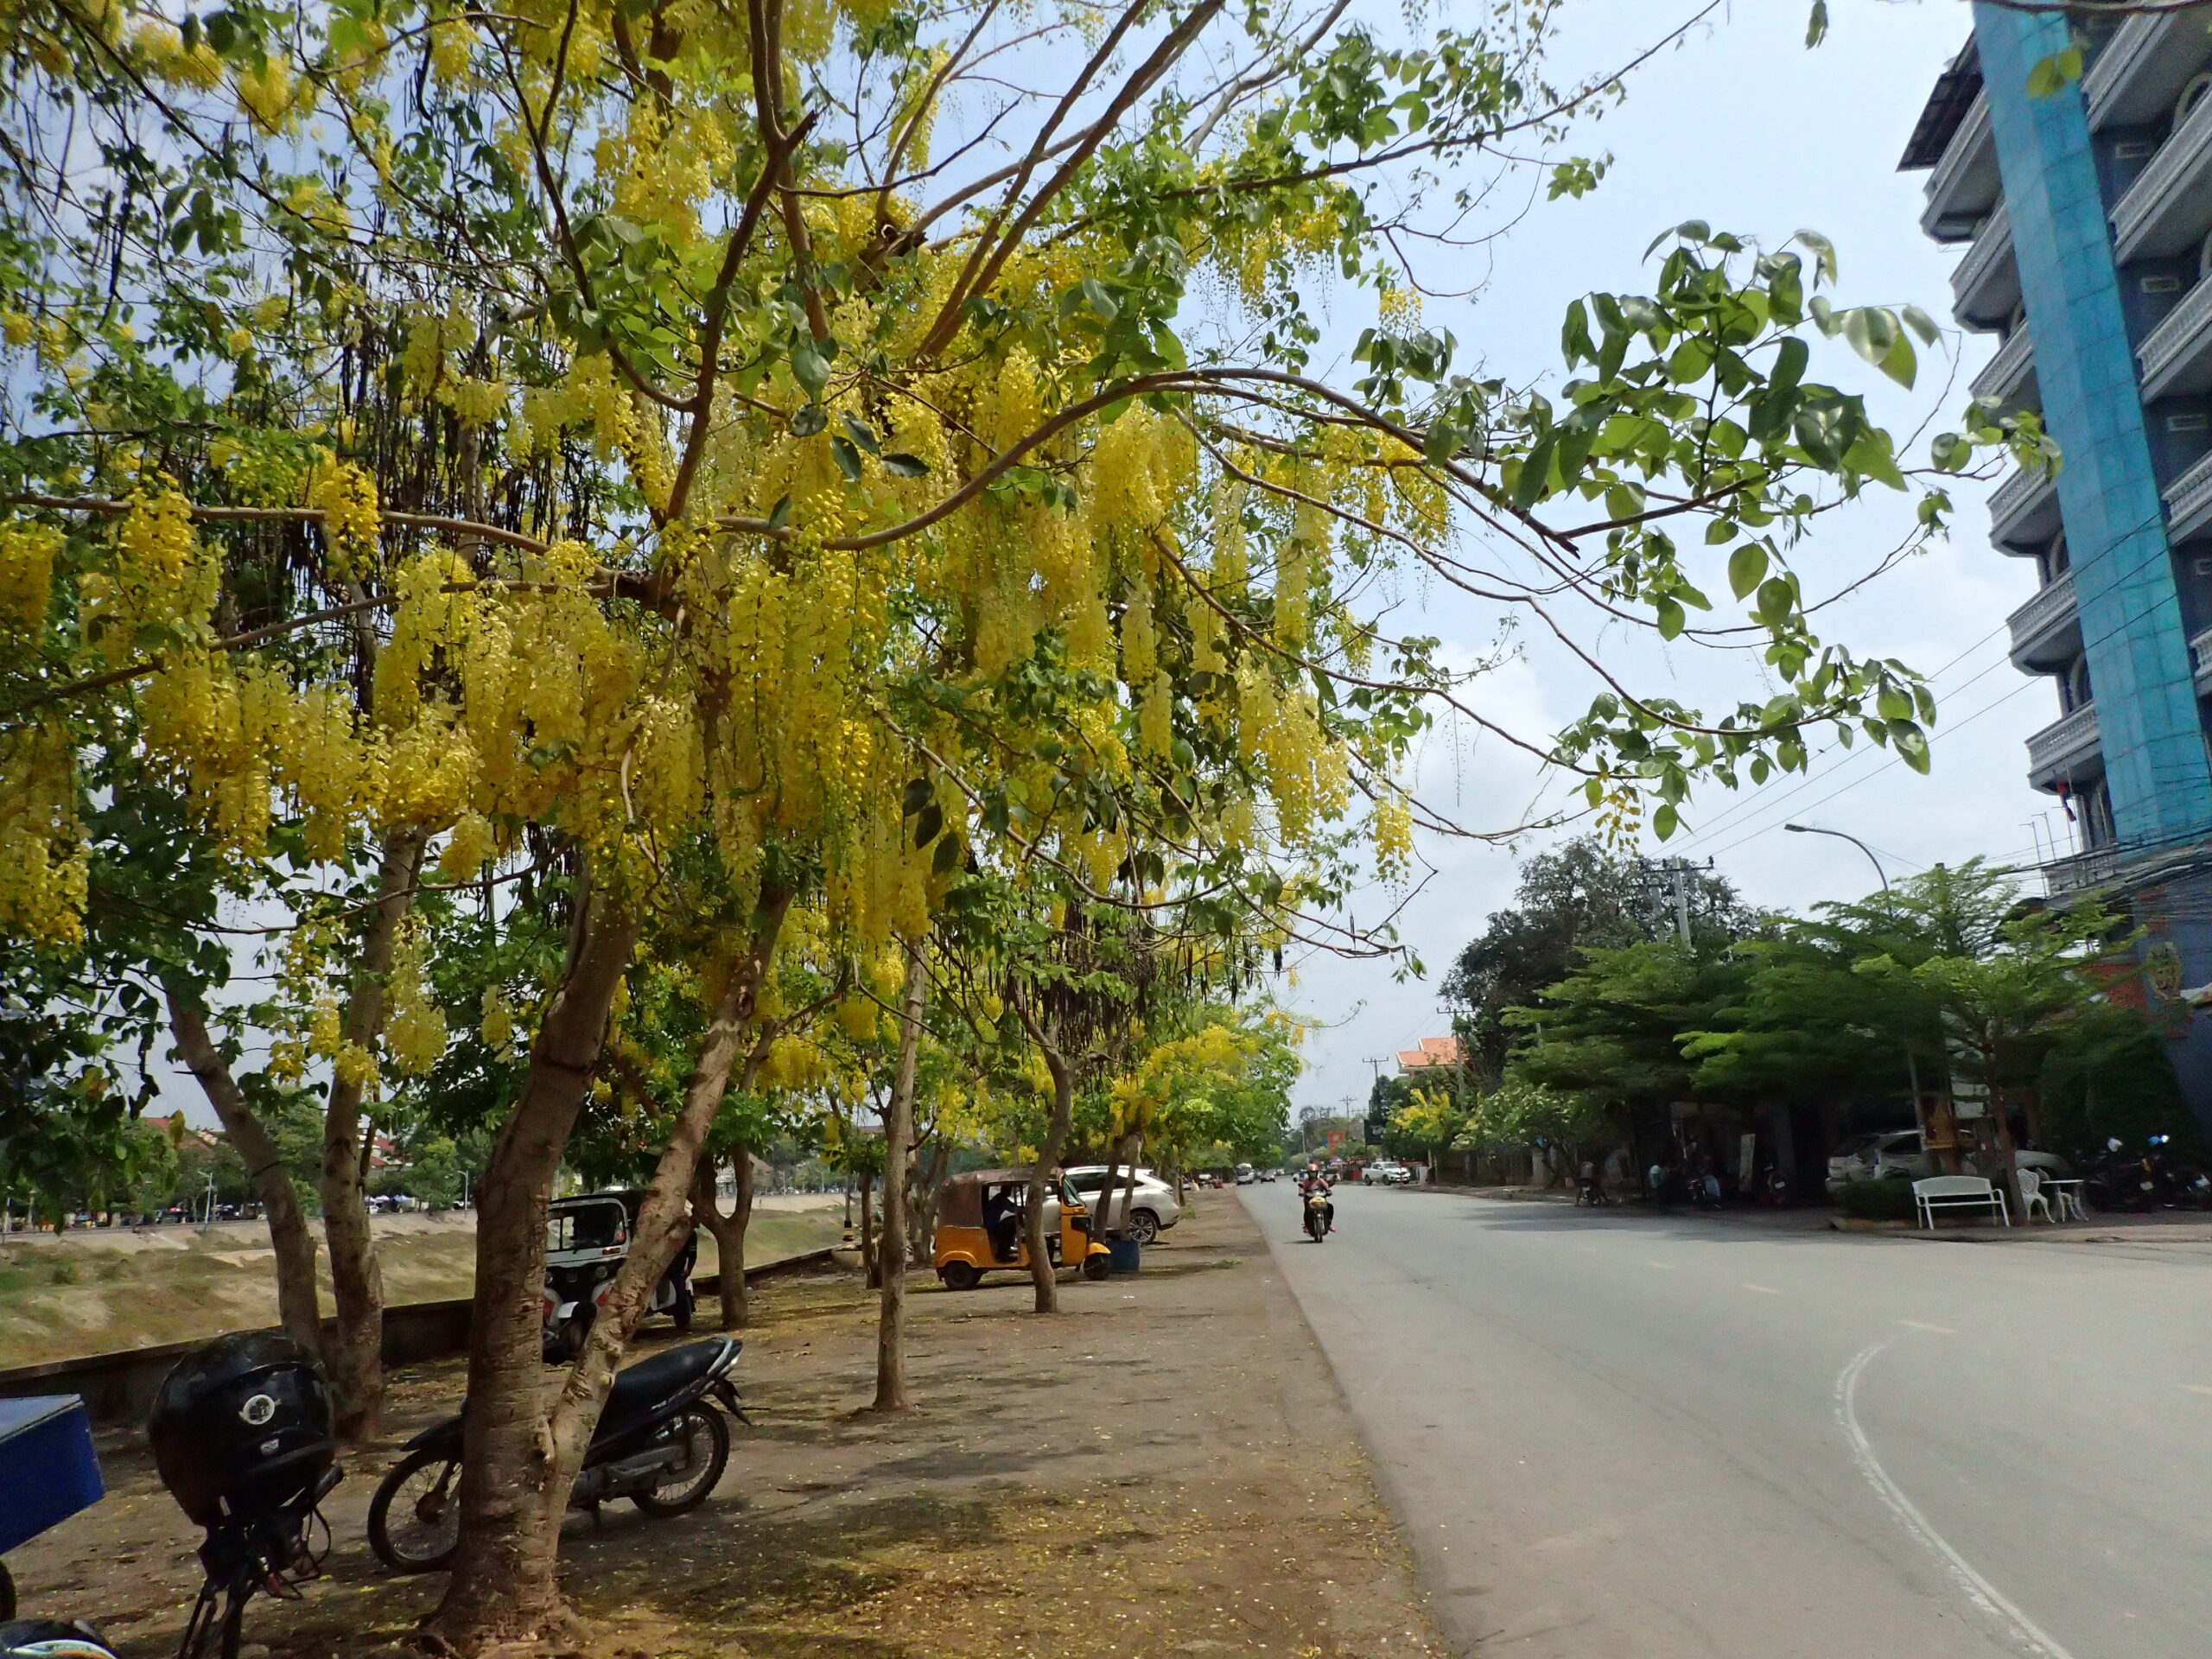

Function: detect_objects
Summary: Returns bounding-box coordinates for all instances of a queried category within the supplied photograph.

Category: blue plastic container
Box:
[0,1395,104,1554]
[1106,1237,1141,1274]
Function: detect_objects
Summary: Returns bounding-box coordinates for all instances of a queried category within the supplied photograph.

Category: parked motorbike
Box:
[368,1336,745,1573]
[147,1335,342,1659]
[0,1621,122,1657]
[543,1189,697,1363]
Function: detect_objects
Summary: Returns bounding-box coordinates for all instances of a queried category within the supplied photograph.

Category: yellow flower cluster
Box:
[0,722,86,945]
[384,926,449,1076]
[0,522,59,636]
[307,460,382,581]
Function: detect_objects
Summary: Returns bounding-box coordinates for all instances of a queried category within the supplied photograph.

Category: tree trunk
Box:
[428,880,789,1656]
[319,833,425,1441]
[909,1135,950,1266]
[1095,1138,1123,1241]
[872,944,927,1413]
[161,978,322,1357]
[859,1173,876,1287]
[690,1147,754,1329]
[1011,992,1077,1314]
[1117,1141,1142,1236]
[423,887,641,1653]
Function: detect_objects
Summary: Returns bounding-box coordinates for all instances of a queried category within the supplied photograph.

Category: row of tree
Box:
[1378,842,2196,1185]
[0,0,2036,1645]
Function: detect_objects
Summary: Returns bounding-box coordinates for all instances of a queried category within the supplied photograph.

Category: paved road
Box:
[1244,1183,2212,1659]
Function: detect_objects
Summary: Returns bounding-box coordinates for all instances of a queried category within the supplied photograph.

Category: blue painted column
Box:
[1974,4,2212,843]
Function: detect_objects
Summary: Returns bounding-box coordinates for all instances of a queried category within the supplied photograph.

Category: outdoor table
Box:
[0,1394,105,1618]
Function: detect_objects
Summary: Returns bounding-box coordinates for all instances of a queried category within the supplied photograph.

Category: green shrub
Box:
[1834,1179,1916,1222]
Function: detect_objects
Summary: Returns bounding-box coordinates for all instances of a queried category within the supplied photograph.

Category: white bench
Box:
[1912,1174,2009,1230]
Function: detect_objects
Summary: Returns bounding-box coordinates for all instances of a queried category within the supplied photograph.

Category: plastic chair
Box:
[2017,1167,2054,1224]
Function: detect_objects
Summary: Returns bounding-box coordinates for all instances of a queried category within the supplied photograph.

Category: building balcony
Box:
[2113,83,2212,264]
[2042,845,2123,899]
[2008,572,2079,673]
[2192,625,2212,690]
[2165,448,2212,543]
[1989,461,2062,553]
[2026,702,2101,791]
[1950,204,2018,331]
[2087,11,2212,133]
[1970,327,2037,410]
[1919,93,1998,244]
[2136,274,2212,401]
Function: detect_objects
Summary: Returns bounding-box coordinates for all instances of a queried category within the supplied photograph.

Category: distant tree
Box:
[1442,838,1758,1077]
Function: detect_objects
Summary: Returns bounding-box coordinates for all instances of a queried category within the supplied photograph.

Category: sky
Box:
[1283,0,2056,1117]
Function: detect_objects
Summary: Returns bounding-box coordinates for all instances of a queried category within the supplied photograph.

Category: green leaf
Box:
[2025,45,2084,100]
[932,832,963,874]
[880,451,930,477]
[1793,229,1838,286]
[1805,0,1828,48]
[788,337,830,399]
[767,494,792,531]
[1728,542,1769,601]
[1653,802,1679,841]
[913,800,944,847]
[1655,595,1686,639]
[789,404,828,437]
[839,413,880,454]
[830,435,864,480]
[900,777,932,817]
[1901,304,1941,346]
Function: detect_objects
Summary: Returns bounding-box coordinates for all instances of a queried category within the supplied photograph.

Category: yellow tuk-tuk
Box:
[934,1168,1112,1290]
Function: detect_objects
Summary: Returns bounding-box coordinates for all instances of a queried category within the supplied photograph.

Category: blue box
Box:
[0,1395,103,1554]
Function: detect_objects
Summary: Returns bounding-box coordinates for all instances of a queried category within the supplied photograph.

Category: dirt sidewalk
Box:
[7,1198,1446,1659]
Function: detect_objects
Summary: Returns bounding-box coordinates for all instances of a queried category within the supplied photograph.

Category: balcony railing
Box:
[1970,327,2035,408]
[2164,448,2212,543]
[2026,702,2101,787]
[2137,275,2212,401]
[2113,83,2212,262]
[2042,845,2124,899]
[2007,572,2077,670]
[2192,625,2212,688]
[1949,203,2015,327]
[1919,93,1996,244]
[2085,12,2183,129]
[1989,461,2060,550]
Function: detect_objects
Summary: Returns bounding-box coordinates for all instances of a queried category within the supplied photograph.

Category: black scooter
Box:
[368,1337,746,1573]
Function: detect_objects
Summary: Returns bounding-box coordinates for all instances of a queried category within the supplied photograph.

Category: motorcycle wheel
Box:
[1306,1212,1326,1243]
[632,1406,729,1517]
[368,1448,464,1573]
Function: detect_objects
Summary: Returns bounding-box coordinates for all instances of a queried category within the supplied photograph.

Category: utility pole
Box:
[1629,856,1709,946]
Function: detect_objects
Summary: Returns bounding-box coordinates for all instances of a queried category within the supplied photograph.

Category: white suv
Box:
[1063,1166,1182,1244]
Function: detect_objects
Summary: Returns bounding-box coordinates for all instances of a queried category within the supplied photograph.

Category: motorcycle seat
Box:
[600,1338,738,1434]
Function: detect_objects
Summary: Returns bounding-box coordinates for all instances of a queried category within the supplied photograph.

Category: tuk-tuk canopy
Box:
[938,1169,1058,1228]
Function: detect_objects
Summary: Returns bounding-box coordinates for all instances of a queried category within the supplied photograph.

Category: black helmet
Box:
[148,1334,334,1529]
[0,1621,120,1658]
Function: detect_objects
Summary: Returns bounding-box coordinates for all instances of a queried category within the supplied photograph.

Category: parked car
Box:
[1363,1160,1407,1185]
[1063,1166,1183,1244]
[1827,1130,2070,1194]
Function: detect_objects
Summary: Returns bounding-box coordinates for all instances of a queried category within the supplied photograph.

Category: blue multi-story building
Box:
[1904,7,2212,1131]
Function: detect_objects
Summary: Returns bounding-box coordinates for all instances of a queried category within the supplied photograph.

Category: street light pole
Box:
[1786,823,1938,1167]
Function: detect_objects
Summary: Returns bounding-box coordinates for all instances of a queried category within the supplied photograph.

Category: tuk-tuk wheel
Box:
[1081,1252,1111,1281]
[939,1261,982,1291]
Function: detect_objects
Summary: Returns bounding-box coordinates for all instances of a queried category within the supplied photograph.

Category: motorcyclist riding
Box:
[1297,1162,1335,1235]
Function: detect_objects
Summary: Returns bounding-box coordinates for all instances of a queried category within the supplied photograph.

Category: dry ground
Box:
[7,1198,1446,1659]
[0,1208,843,1370]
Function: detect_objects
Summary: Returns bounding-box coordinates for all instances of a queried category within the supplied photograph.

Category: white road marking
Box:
[1743,1282,1782,1295]
[2182,1383,2212,1397]
[1897,1319,1957,1335]
[1837,1342,2077,1659]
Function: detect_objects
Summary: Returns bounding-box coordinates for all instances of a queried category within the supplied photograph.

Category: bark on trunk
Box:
[423,887,643,1654]
[161,978,323,1357]
[872,944,927,1413]
[1012,993,1077,1314]
[690,1147,755,1329]
[1116,1142,1142,1236]
[1095,1138,1123,1242]
[319,833,425,1441]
